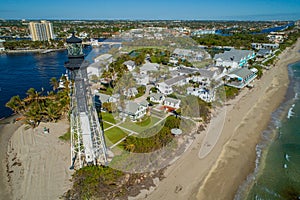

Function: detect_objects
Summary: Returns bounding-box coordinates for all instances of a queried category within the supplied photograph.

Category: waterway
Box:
[0,46,97,119]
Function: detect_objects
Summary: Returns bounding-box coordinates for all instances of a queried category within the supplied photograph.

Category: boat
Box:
[41,49,53,54]
[284,164,288,169]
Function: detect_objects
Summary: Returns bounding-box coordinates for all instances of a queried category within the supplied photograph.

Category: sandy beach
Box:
[142,38,300,200]
[0,115,22,200]
[2,119,72,200]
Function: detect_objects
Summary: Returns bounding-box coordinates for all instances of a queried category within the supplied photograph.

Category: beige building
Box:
[29,20,54,41]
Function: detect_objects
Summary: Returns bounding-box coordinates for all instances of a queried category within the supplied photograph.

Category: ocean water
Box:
[236,61,300,200]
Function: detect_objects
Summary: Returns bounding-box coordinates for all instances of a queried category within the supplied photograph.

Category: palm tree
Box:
[44,102,61,122]
[25,88,41,104]
[5,95,24,114]
[50,77,59,91]
[25,102,42,128]
[126,144,135,152]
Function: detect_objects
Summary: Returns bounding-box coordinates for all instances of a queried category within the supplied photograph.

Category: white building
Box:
[124,87,138,98]
[0,39,5,51]
[187,87,213,102]
[135,73,149,86]
[225,68,257,89]
[121,100,148,121]
[140,62,159,74]
[123,60,136,71]
[87,62,106,78]
[157,82,173,95]
[94,54,113,64]
[157,75,188,95]
[172,48,203,62]
[251,43,279,50]
[191,29,216,36]
[28,20,54,41]
[149,93,165,104]
[163,97,181,110]
[214,49,255,69]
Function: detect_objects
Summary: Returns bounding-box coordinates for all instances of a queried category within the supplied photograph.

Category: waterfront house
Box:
[251,43,279,50]
[163,97,181,110]
[214,49,255,69]
[149,93,165,104]
[186,87,213,102]
[0,39,5,52]
[191,29,216,36]
[257,49,273,58]
[225,68,257,89]
[267,33,285,43]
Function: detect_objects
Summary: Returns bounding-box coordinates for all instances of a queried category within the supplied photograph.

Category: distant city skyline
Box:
[1,0,300,21]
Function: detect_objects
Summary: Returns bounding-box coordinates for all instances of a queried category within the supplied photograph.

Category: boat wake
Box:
[285,153,290,162]
[287,104,295,119]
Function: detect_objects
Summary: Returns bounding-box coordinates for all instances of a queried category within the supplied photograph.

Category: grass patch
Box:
[59,130,71,141]
[136,116,152,127]
[105,127,128,144]
[103,121,112,130]
[119,116,161,133]
[224,86,239,100]
[101,112,118,124]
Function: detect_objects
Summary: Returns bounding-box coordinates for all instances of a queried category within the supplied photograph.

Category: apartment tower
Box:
[29,20,54,41]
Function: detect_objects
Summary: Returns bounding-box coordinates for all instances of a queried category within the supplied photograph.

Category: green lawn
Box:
[119,116,161,133]
[101,112,118,124]
[104,127,128,145]
[103,122,112,130]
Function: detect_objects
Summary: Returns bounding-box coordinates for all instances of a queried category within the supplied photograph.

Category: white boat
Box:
[284,164,288,168]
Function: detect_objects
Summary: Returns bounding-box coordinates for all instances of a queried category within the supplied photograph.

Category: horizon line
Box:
[1,18,298,22]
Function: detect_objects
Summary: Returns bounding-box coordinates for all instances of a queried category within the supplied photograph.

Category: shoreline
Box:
[141,38,300,200]
[0,115,22,200]
[4,119,72,200]
[234,65,299,199]
[2,48,66,54]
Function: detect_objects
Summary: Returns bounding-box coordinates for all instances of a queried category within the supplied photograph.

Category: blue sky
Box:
[0,0,300,20]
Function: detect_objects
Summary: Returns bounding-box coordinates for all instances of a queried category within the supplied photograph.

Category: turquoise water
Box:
[236,62,300,200]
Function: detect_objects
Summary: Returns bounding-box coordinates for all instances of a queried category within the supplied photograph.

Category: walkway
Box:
[134,85,154,103]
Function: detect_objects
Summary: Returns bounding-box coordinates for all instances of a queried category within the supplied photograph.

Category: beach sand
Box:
[0,115,22,200]
[5,119,72,200]
[142,38,300,200]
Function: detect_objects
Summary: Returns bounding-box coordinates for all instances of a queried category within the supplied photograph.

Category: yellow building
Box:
[29,20,54,41]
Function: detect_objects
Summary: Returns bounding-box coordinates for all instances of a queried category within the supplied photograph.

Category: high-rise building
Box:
[29,20,54,41]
